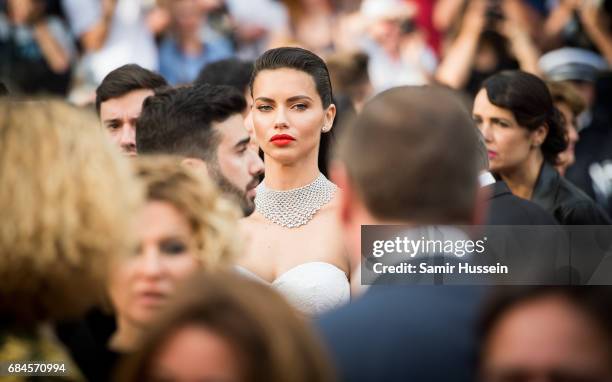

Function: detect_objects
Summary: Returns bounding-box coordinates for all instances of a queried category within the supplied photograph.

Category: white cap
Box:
[360,0,416,21]
[539,47,609,83]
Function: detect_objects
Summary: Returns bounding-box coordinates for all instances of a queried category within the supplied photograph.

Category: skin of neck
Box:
[178,36,202,55]
[109,316,144,353]
[263,146,321,190]
[500,149,545,200]
[176,26,202,54]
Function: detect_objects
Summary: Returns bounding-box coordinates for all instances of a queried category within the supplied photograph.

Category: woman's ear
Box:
[323,104,337,133]
[531,124,549,147]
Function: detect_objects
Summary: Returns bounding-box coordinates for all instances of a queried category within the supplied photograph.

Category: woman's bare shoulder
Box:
[240,210,267,226]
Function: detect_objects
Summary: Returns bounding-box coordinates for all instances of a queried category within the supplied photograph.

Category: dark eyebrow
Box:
[103,118,121,125]
[287,95,312,103]
[234,136,250,148]
[255,97,275,103]
[491,117,512,124]
[255,96,313,103]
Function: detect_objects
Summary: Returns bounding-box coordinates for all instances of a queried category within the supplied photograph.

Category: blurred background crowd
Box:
[1,0,612,212]
[1,0,611,95]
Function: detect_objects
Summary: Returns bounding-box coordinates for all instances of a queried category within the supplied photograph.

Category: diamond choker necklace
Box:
[255,173,337,228]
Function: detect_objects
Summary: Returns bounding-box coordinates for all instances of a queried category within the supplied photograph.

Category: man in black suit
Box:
[566,72,612,218]
[485,181,558,225]
[474,130,558,225]
[318,86,486,382]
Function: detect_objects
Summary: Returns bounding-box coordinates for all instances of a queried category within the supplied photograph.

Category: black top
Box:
[565,109,612,219]
[55,310,120,382]
[485,181,558,225]
[532,162,611,225]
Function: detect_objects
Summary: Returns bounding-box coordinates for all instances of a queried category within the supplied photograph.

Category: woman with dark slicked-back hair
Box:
[472,70,610,225]
[237,47,351,316]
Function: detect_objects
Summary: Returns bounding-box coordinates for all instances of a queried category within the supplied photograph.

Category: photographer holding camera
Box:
[435,0,541,95]
[353,0,438,92]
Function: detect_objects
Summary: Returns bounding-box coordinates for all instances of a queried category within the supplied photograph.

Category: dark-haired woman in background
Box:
[238,47,351,316]
[472,70,610,225]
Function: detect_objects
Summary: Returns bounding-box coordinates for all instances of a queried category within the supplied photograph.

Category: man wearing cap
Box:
[539,47,607,123]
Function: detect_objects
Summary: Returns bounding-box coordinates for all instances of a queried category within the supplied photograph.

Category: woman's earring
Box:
[322,126,329,133]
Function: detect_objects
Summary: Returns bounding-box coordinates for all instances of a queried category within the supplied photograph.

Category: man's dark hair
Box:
[251,47,333,108]
[136,84,246,161]
[95,64,167,114]
[195,59,254,94]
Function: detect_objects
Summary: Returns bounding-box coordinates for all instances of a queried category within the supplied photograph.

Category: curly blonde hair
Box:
[0,99,142,325]
[133,156,241,268]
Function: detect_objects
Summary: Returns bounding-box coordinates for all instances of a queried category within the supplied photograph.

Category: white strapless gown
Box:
[236,262,350,316]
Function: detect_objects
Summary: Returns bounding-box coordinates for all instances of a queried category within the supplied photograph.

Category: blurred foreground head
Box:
[117,272,336,382]
[0,99,142,326]
[334,85,480,228]
[479,286,612,382]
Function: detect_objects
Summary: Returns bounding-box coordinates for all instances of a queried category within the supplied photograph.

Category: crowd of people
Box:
[1,0,612,381]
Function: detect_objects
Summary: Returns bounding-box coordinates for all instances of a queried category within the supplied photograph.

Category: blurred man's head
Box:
[333,86,480,262]
[136,85,264,216]
[195,59,254,115]
[326,51,372,113]
[96,64,168,156]
[479,287,612,382]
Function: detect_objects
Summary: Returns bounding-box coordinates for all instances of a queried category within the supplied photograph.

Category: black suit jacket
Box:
[533,162,611,225]
[316,286,486,382]
[485,181,558,225]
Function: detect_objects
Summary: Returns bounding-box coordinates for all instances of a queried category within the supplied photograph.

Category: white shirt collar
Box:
[479,171,496,187]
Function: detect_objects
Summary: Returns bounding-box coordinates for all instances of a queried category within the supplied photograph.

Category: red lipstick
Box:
[487,150,498,159]
[270,134,295,147]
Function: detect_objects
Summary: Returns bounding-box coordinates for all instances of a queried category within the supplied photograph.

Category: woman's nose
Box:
[139,247,164,278]
[480,123,494,142]
[274,107,289,128]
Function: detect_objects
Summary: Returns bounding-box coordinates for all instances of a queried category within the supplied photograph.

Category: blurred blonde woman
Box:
[0,99,141,381]
[108,156,241,354]
[117,272,336,382]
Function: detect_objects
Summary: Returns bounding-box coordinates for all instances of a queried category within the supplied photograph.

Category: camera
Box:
[485,0,505,29]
